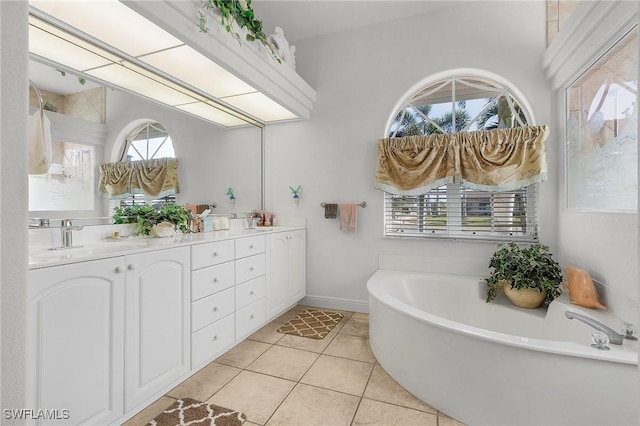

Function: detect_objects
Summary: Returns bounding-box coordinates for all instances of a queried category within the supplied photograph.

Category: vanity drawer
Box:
[191,313,234,368]
[191,262,235,301]
[235,298,266,339]
[235,235,265,259]
[235,275,266,310]
[235,253,265,284]
[192,287,235,332]
[191,240,235,270]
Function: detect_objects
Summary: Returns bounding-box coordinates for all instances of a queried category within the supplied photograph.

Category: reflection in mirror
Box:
[28,59,264,225]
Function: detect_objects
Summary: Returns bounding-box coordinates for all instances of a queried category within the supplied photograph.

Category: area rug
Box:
[277,309,344,339]
[148,398,246,426]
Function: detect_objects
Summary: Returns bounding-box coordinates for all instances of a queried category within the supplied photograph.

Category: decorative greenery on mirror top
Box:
[198,0,281,63]
[113,204,190,236]
[485,242,563,306]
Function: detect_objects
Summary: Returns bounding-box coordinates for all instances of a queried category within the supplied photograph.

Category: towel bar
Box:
[320,201,367,208]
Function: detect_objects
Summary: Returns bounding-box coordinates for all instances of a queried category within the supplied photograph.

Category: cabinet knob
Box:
[250,290,255,295]
[127,264,137,271]
[212,277,219,283]
[213,335,219,341]
[249,244,254,249]
[213,306,219,312]
[115,266,125,274]
[249,266,254,271]
[250,314,255,319]
[212,251,219,257]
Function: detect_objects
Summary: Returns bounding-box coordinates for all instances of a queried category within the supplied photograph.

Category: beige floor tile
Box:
[272,308,304,324]
[214,340,271,368]
[276,331,337,353]
[246,345,319,381]
[300,354,374,396]
[351,312,369,319]
[339,315,369,337]
[352,398,438,426]
[122,396,175,426]
[363,364,436,414]
[248,322,285,344]
[438,412,468,426]
[265,383,360,426]
[167,362,241,401]
[207,370,295,425]
[323,334,376,363]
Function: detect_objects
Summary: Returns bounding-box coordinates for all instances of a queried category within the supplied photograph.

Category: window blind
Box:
[384,184,538,241]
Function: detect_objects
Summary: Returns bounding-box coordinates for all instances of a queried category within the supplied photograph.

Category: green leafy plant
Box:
[197,0,281,63]
[113,204,190,236]
[485,242,562,305]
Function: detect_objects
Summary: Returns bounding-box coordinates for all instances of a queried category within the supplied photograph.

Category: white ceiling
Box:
[29,1,457,95]
[251,1,459,44]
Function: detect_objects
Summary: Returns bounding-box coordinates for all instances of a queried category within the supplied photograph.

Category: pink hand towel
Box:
[339,204,358,233]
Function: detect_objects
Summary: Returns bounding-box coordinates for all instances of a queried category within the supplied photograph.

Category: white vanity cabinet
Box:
[190,240,236,368]
[265,230,306,320]
[27,257,126,426]
[124,247,190,412]
[234,235,267,340]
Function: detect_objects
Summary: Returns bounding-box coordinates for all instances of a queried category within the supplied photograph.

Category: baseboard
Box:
[300,295,368,313]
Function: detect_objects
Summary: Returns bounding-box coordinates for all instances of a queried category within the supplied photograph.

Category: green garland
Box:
[198,0,281,63]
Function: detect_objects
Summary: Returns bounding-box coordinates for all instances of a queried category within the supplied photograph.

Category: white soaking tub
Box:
[367,269,638,426]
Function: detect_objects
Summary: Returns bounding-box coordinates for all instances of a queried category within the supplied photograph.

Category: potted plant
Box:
[113,203,190,237]
[485,242,562,308]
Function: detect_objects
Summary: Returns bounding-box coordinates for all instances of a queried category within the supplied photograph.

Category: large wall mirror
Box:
[28,59,264,225]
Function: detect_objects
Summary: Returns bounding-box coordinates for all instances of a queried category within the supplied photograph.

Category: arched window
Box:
[383,71,539,241]
[119,122,175,161]
[114,121,177,208]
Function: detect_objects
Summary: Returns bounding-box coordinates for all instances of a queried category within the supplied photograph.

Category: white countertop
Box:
[29,226,305,269]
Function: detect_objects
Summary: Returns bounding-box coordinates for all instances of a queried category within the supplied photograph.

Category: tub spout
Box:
[565,311,624,345]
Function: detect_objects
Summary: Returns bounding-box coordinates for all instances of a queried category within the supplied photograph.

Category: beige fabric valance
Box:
[375,125,549,195]
[98,158,179,199]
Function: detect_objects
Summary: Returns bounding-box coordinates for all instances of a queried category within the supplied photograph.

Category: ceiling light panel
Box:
[139,45,257,98]
[86,62,197,106]
[30,0,183,57]
[29,16,118,71]
[176,102,251,127]
[223,92,298,122]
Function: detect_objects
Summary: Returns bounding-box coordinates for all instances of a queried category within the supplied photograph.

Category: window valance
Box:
[98,158,179,199]
[374,125,549,195]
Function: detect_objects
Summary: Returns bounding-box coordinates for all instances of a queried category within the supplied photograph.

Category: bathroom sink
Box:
[245,227,276,233]
[30,240,150,264]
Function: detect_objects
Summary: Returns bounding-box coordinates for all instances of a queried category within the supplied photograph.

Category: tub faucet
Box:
[565,311,624,345]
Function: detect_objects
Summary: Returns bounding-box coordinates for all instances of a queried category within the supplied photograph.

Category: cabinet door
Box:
[27,257,125,426]
[125,247,190,411]
[265,233,289,320]
[288,230,307,303]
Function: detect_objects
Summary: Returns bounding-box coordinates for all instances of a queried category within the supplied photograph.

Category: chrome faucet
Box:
[565,311,624,345]
[29,218,50,229]
[59,219,84,249]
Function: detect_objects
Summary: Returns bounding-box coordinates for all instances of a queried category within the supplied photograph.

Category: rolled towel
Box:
[324,203,338,219]
[28,110,52,174]
[339,204,358,233]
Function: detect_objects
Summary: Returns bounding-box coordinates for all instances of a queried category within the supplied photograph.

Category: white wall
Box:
[105,90,263,215]
[264,1,553,311]
[544,0,638,323]
[1,0,29,418]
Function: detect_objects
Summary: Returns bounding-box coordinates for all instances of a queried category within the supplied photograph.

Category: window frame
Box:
[383,71,539,242]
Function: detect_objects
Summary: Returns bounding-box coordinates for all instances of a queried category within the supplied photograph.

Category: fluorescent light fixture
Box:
[86,62,197,106]
[30,0,183,57]
[223,92,298,122]
[176,102,253,128]
[29,16,119,71]
[28,2,299,128]
[139,45,257,99]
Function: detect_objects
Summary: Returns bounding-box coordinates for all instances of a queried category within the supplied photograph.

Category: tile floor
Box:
[123,306,466,426]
